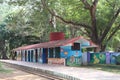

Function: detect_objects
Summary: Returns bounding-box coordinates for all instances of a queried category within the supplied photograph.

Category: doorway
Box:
[28,50,30,62]
[35,49,38,62]
[42,48,48,63]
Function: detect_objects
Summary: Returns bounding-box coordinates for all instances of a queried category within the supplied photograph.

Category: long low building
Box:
[12,32,97,66]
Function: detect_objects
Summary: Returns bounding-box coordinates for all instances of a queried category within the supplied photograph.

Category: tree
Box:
[5,0,120,51]
[0,1,16,59]
[107,30,120,51]
[6,0,82,39]
[41,0,120,51]
[0,24,9,59]
[0,1,42,58]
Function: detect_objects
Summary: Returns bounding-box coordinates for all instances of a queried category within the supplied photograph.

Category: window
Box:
[55,47,60,58]
[49,48,54,58]
[71,43,80,50]
[25,50,27,61]
[35,49,38,62]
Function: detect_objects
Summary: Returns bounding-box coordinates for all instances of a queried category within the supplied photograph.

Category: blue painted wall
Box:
[110,52,120,64]
[60,46,82,58]
[60,46,82,66]
[80,40,90,47]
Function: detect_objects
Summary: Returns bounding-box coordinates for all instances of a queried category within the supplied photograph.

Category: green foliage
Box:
[48,0,90,24]
[0,0,119,54]
[47,0,120,51]
[106,30,120,51]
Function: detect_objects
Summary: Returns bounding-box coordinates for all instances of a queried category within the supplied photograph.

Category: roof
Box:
[13,36,98,51]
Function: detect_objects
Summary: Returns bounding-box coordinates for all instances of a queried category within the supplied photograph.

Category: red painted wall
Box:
[50,32,65,41]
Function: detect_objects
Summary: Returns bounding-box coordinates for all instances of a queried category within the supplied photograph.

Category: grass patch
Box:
[0,62,12,73]
[82,64,120,74]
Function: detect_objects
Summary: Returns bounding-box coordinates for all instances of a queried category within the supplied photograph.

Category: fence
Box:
[82,52,120,65]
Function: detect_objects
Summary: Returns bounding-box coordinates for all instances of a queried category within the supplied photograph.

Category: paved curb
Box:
[1,61,80,80]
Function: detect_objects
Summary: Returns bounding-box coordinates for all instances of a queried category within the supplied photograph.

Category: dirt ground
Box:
[0,65,48,80]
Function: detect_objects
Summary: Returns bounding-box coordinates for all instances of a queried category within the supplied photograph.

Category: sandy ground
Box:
[0,65,48,80]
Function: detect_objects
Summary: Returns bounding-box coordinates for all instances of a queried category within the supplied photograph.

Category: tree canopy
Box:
[0,0,120,58]
[41,0,120,51]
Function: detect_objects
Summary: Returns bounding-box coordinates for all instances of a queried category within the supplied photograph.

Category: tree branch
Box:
[101,8,120,42]
[107,24,120,41]
[84,28,92,37]
[41,0,92,30]
[81,0,91,9]
[80,28,90,37]
[55,15,92,29]
[106,0,116,9]
[93,0,98,6]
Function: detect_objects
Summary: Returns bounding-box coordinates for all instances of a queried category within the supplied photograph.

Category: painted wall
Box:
[106,52,111,64]
[82,52,88,65]
[48,58,65,65]
[21,50,25,61]
[38,48,43,63]
[80,39,90,47]
[20,49,43,63]
[90,53,106,64]
[89,52,120,65]
[60,46,82,66]
[17,51,22,61]
[110,52,120,65]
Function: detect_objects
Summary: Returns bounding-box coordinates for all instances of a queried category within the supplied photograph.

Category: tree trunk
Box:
[0,40,8,59]
[101,45,106,52]
[94,42,107,52]
[94,47,100,52]
[0,52,1,59]
[2,50,8,59]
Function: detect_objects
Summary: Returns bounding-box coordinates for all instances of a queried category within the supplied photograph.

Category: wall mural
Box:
[66,55,82,66]
[90,53,106,64]
[48,58,65,65]
[110,53,120,65]
[60,46,82,66]
[106,52,111,64]
[89,52,120,65]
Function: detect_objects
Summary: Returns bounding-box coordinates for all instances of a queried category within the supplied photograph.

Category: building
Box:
[13,32,97,66]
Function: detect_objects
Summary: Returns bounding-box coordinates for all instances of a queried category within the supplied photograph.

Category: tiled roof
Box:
[13,36,98,51]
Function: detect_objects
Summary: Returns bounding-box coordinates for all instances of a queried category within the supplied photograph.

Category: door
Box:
[35,49,38,62]
[42,48,48,63]
[28,51,30,62]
